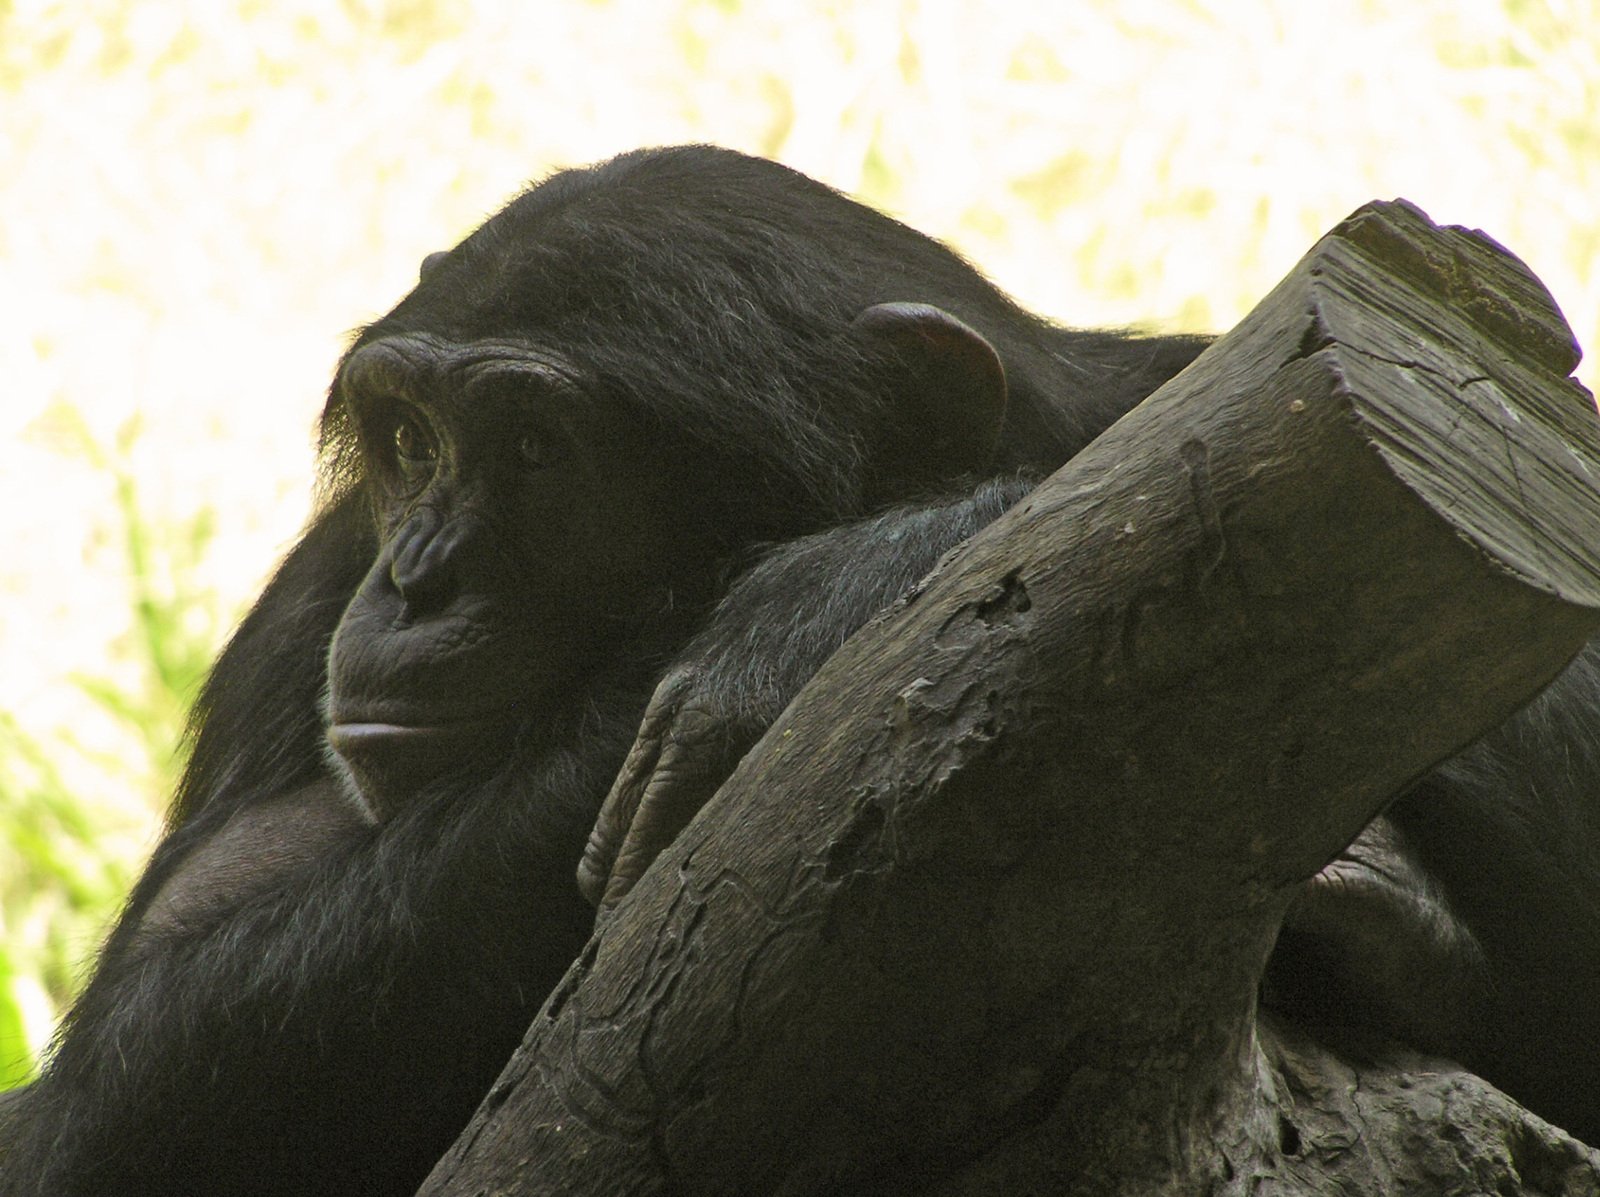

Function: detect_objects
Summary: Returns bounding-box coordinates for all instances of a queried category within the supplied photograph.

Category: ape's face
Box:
[323,328,713,814]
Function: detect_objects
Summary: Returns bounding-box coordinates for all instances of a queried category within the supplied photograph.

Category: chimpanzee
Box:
[0,146,1595,1196]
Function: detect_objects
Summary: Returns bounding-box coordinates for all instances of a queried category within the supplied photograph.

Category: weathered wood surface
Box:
[420,201,1600,1196]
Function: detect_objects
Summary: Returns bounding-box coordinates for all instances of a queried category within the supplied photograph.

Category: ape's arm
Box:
[1,748,620,1197]
[579,475,1038,907]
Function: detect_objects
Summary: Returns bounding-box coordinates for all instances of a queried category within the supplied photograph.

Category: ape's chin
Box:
[327,722,503,817]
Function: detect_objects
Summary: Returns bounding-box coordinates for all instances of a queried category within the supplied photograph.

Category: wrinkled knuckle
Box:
[659,666,703,699]
[669,705,719,741]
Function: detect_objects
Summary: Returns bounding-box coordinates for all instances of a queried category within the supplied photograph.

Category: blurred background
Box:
[2,0,1596,1088]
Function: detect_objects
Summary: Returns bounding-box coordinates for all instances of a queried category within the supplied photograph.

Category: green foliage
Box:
[0,949,33,1090]
[0,713,136,1087]
[73,415,221,791]
[0,414,221,1085]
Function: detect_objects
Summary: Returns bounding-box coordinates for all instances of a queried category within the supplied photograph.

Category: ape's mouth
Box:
[328,720,480,753]
[327,721,505,810]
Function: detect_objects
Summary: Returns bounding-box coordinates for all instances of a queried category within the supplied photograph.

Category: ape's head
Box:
[319,146,1010,813]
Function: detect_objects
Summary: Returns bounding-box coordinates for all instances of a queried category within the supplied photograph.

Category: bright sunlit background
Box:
[2,0,1596,1087]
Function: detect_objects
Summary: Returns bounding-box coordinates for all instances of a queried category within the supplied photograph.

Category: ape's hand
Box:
[578,666,761,909]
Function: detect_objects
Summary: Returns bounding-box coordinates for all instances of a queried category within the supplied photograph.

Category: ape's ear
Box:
[418,251,451,283]
[853,302,1008,497]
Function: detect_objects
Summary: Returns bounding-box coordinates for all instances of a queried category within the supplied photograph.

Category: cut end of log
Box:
[1308,199,1600,608]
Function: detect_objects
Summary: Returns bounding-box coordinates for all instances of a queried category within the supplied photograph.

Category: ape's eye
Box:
[393,416,437,464]
[518,433,547,468]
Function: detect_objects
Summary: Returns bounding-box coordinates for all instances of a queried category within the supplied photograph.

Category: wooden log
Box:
[419,200,1600,1195]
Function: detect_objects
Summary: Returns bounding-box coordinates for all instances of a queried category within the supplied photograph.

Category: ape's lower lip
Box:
[327,722,474,752]
[326,721,496,776]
